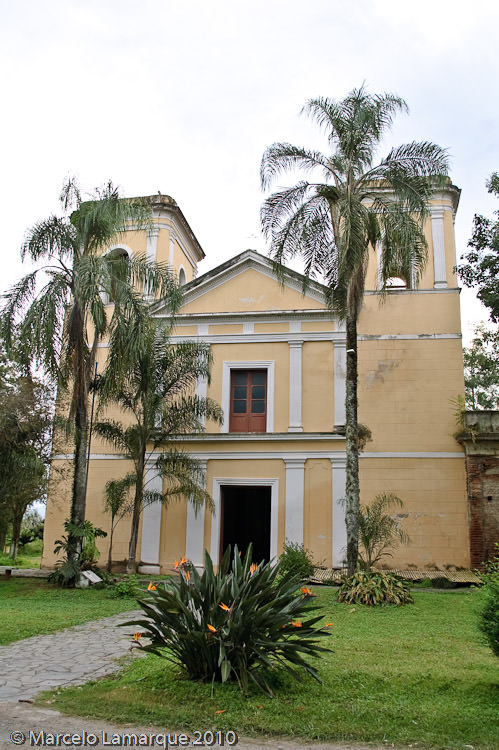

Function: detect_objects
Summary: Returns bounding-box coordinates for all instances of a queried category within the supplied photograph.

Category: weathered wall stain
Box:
[365,359,401,387]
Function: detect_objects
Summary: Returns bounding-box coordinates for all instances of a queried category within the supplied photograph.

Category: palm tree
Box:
[260,86,449,574]
[1,179,181,559]
[94,321,223,573]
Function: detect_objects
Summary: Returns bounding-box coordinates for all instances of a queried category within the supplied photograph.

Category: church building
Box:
[42,184,469,572]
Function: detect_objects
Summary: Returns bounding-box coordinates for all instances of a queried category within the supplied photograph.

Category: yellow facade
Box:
[43,186,469,572]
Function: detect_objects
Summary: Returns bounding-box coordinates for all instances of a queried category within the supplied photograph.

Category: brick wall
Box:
[466,455,499,567]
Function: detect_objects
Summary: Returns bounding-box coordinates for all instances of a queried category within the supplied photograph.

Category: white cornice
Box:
[163,308,339,326]
[53,449,464,461]
[95,331,461,348]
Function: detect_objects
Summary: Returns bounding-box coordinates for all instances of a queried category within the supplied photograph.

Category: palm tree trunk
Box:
[127,455,145,574]
[107,522,115,573]
[345,312,360,575]
[71,399,89,530]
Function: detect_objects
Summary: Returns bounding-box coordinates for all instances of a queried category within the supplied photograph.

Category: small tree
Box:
[104,476,133,572]
[357,493,410,569]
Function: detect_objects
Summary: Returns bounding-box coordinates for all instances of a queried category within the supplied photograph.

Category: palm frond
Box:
[21,216,77,263]
[260,143,334,190]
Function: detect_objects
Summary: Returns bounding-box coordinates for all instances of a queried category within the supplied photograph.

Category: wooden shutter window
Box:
[229,370,267,432]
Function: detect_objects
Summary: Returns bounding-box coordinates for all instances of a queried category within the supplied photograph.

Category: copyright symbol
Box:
[10,731,25,745]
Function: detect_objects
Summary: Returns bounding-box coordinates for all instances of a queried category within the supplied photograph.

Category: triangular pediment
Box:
[151,250,329,317]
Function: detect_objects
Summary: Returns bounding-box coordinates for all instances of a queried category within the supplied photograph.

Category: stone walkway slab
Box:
[0,611,142,701]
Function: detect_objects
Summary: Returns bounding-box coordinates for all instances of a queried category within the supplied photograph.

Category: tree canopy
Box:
[457,173,499,323]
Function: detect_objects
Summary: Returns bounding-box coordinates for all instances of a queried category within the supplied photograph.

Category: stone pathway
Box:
[0,612,388,750]
[0,611,142,701]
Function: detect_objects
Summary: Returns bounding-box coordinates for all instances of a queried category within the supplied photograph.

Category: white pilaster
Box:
[334,342,346,427]
[185,461,207,570]
[288,340,303,432]
[331,459,347,568]
[195,373,208,428]
[146,226,159,262]
[168,234,175,268]
[431,207,447,288]
[243,322,254,334]
[285,459,305,544]
[376,241,383,289]
[138,466,163,574]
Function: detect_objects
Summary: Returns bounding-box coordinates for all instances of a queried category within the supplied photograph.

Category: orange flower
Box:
[219,602,230,611]
[147,581,157,591]
[207,624,217,633]
[215,710,226,714]
[133,632,142,641]
[184,571,191,582]
[301,586,312,596]
[291,620,302,628]
[250,563,257,574]
[174,556,188,570]
[324,622,334,628]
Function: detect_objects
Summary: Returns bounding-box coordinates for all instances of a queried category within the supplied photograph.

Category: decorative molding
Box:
[166,309,339,325]
[242,322,254,334]
[284,459,305,544]
[288,341,303,432]
[221,360,275,434]
[364,288,459,295]
[210,477,279,564]
[97,330,461,349]
[54,450,465,461]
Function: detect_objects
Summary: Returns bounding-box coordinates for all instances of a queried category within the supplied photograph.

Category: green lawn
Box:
[36,589,499,750]
[0,578,137,644]
[0,539,43,569]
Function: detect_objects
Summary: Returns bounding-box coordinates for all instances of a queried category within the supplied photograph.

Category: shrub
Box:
[337,569,413,606]
[278,540,315,580]
[479,579,499,657]
[126,545,331,696]
[432,576,457,589]
[109,575,140,598]
[49,520,107,587]
[477,543,499,657]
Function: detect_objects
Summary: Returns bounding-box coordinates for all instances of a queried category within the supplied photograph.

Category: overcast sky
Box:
[1,0,498,343]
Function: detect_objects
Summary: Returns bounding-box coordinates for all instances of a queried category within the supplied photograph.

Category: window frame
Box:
[229,369,267,433]
[221,360,275,433]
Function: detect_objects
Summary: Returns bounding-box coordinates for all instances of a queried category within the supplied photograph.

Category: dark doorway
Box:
[220,485,271,564]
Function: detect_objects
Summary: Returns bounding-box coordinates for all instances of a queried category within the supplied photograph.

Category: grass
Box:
[37,589,499,749]
[0,539,43,569]
[0,577,137,644]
